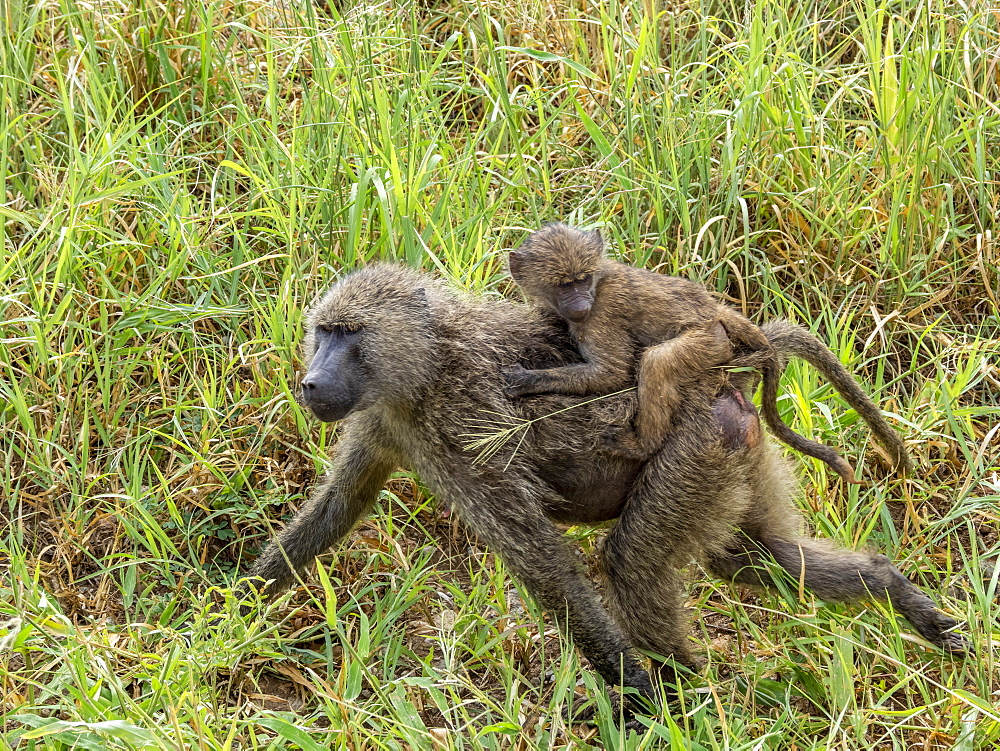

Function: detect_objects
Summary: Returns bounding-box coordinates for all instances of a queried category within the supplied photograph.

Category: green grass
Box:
[1,0,998,746]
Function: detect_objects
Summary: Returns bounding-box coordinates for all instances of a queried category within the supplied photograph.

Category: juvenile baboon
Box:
[505,223,911,483]
[244,264,967,716]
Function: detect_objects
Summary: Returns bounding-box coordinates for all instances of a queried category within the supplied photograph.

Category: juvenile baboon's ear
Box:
[591,228,605,250]
[508,250,524,279]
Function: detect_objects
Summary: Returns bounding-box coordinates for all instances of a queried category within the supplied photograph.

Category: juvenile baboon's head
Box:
[300,264,434,421]
[508,223,605,323]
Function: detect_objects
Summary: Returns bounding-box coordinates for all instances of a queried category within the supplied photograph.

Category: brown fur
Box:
[507,223,910,481]
[242,264,966,717]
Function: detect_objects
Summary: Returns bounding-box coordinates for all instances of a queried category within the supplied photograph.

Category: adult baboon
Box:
[505,223,912,483]
[244,264,967,713]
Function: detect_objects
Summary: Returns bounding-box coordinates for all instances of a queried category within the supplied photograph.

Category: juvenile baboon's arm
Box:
[502,334,636,397]
[245,414,400,598]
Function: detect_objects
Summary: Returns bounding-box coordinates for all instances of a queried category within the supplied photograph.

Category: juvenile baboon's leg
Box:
[606,322,733,458]
[244,415,399,598]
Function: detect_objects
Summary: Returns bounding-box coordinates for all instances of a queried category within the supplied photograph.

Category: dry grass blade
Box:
[461,389,637,468]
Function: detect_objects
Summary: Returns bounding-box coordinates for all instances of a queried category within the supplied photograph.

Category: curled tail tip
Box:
[835,460,863,485]
[895,454,915,476]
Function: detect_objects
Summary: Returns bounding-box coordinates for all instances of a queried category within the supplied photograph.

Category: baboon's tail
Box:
[759,320,913,480]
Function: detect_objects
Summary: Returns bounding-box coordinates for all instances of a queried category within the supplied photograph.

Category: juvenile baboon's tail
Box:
[759,320,913,479]
[724,313,859,482]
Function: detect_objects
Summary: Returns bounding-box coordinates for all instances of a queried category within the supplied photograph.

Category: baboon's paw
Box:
[938,630,975,658]
[597,427,652,461]
[562,689,657,733]
[501,364,532,396]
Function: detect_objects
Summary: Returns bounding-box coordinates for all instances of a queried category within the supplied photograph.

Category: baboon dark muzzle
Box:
[299,327,367,422]
[301,394,351,422]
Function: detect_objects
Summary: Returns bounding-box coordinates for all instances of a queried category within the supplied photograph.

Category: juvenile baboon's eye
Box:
[577,274,592,285]
[558,280,573,289]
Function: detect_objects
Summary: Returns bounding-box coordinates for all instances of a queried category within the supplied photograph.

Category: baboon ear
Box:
[411,287,429,308]
[508,250,524,279]
[591,229,605,249]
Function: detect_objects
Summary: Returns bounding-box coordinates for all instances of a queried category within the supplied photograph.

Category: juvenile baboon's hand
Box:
[502,364,535,396]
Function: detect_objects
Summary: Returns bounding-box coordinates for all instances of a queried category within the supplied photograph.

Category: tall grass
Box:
[1,0,998,747]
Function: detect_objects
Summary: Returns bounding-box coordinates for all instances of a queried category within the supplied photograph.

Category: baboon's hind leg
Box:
[600,438,753,682]
[708,532,972,655]
[605,322,733,459]
[600,516,700,684]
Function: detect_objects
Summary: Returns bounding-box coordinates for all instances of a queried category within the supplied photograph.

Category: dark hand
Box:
[502,364,533,397]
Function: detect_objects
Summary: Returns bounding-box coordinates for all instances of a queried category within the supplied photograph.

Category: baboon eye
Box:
[558,280,574,289]
[318,323,361,335]
[577,274,592,284]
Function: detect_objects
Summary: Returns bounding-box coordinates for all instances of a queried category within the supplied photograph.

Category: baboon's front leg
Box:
[243,416,399,599]
[435,469,658,708]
